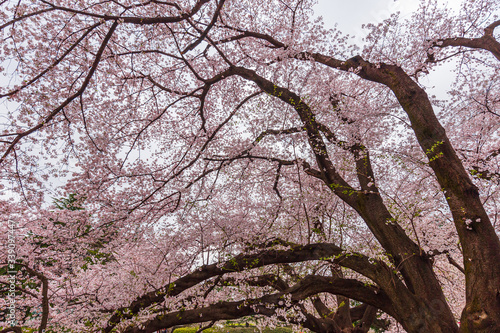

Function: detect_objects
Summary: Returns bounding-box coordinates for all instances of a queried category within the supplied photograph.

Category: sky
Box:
[313,0,462,33]
[314,0,418,41]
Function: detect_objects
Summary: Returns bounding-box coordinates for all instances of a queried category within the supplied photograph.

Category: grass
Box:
[172,325,293,333]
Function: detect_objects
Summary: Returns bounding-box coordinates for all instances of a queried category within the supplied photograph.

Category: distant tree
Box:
[0,0,499,332]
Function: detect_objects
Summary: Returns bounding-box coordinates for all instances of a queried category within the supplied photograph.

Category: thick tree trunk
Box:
[305,52,500,332]
[385,65,500,333]
[233,65,459,333]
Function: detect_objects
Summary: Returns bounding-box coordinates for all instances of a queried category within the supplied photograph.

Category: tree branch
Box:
[40,0,211,25]
[430,19,500,61]
[105,242,393,332]
[0,21,119,166]
[122,275,395,333]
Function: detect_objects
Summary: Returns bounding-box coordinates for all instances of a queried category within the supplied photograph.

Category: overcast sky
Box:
[313,0,462,34]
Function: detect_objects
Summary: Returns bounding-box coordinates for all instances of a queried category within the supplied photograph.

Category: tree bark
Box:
[307,52,500,332]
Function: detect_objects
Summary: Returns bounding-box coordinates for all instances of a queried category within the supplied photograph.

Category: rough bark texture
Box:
[307,52,500,332]
[232,65,459,333]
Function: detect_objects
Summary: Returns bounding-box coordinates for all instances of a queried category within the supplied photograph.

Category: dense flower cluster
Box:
[0,0,499,332]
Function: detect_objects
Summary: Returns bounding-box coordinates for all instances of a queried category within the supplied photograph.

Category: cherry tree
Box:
[0,0,499,332]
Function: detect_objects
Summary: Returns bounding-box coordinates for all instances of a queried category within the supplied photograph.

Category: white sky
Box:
[313,0,463,33]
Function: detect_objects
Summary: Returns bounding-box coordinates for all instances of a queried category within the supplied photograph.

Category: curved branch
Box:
[183,0,226,53]
[0,328,22,333]
[431,20,500,61]
[105,242,392,332]
[230,66,358,207]
[122,275,395,333]
[215,25,286,49]
[14,264,49,333]
[39,0,211,25]
[0,21,119,166]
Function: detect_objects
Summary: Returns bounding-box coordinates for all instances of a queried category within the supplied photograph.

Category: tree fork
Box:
[232,65,458,332]
[311,53,500,332]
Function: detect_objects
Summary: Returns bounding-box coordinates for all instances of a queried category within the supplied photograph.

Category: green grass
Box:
[172,325,293,333]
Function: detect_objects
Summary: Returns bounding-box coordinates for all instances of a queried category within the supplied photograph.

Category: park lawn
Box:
[172,325,294,333]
